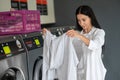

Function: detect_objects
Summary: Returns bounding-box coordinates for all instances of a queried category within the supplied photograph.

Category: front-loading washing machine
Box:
[21,31,43,80]
[0,35,28,80]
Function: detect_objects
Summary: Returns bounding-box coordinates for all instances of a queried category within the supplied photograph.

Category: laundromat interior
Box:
[0,0,120,80]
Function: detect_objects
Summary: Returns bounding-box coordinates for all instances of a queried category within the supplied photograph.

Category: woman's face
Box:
[77,13,93,33]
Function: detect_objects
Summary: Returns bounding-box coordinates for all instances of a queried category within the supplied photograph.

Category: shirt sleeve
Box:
[88,29,105,50]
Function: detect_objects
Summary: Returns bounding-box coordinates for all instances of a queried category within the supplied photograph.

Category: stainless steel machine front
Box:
[21,31,43,80]
[0,35,28,80]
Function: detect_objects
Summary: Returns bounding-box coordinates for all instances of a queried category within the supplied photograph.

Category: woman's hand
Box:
[66,29,80,38]
[66,29,90,46]
[42,28,48,36]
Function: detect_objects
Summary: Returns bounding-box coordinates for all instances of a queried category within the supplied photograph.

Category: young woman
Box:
[66,5,107,80]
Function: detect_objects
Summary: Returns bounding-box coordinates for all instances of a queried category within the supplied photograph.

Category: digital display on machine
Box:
[34,39,40,46]
[3,46,11,55]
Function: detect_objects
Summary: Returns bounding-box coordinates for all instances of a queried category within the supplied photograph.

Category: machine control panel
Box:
[0,37,25,60]
[48,26,76,36]
[23,35,43,51]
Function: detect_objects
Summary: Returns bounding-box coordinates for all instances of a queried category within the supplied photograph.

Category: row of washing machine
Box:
[0,26,76,80]
[0,31,43,80]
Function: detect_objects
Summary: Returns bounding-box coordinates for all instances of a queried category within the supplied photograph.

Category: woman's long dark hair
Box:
[75,5,105,56]
[75,5,101,31]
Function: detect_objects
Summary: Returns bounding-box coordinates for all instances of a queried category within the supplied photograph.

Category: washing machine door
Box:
[1,68,24,80]
[33,57,43,80]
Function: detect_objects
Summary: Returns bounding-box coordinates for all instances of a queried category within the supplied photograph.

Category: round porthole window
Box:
[33,57,43,80]
[0,68,25,80]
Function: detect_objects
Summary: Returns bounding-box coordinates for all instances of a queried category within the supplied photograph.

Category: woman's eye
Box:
[82,19,86,22]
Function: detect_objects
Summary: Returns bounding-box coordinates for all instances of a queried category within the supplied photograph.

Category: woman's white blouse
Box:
[73,27,107,80]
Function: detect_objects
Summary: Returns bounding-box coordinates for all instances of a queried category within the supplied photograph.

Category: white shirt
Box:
[42,31,79,80]
[73,27,107,80]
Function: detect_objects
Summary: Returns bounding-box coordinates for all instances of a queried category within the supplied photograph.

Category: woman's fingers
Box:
[42,28,47,35]
[66,30,75,37]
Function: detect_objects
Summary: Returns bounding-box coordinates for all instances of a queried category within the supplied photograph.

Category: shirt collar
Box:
[81,27,96,35]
